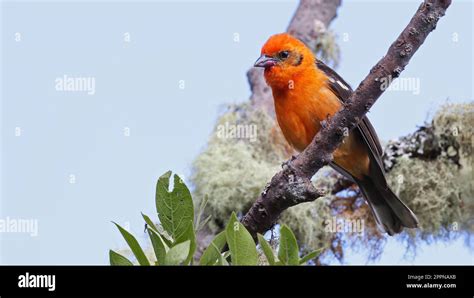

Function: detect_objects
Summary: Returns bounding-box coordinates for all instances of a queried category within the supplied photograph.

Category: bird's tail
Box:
[356,177,419,235]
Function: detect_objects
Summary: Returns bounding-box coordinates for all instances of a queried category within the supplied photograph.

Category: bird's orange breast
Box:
[272,77,370,179]
[272,73,340,152]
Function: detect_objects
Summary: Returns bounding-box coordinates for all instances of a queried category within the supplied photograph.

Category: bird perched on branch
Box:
[254,33,419,235]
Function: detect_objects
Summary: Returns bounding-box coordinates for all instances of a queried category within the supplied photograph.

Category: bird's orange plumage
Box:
[260,33,370,179]
[255,33,419,235]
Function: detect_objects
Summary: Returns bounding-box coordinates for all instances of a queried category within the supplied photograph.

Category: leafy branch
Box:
[110,171,322,266]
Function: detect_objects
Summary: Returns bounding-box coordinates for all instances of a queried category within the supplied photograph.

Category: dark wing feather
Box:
[316,60,420,233]
[315,60,385,171]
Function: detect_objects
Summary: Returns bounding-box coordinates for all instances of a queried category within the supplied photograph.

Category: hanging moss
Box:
[314,29,340,68]
[191,104,289,231]
[433,102,473,231]
[279,191,333,253]
[387,156,464,235]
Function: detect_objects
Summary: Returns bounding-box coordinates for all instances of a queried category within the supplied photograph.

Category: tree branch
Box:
[242,0,452,238]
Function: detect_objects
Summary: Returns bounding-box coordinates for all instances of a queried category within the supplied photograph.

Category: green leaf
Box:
[147,228,169,265]
[195,195,209,232]
[174,223,196,265]
[199,231,227,265]
[217,252,229,266]
[225,212,258,265]
[257,233,276,265]
[113,222,150,266]
[164,240,191,265]
[278,225,299,265]
[142,212,172,264]
[222,251,231,258]
[299,248,324,265]
[142,212,158,233]
[155,171,194,241]
[155,224,174,247]
[196,214,212,233]
[142,212,173,247]
[155,172,196,264]
[109,250,133,266]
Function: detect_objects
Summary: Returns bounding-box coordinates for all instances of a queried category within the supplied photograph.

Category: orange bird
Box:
[254,33,418,235]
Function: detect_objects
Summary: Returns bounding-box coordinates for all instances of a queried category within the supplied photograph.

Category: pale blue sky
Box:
[1,0,472,264]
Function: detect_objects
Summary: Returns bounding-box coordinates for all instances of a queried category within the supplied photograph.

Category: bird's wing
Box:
[315,60,385,171]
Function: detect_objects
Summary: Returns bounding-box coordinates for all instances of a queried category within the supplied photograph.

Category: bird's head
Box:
[254,33,315,89]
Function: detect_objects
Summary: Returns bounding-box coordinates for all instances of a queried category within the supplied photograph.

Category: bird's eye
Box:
[278,51,290,60]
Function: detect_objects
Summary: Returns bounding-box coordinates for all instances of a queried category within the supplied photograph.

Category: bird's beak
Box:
[254,55,278,68]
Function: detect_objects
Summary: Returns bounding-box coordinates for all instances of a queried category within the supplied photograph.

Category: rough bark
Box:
[383,125,461,169]
[241,0,452,239]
